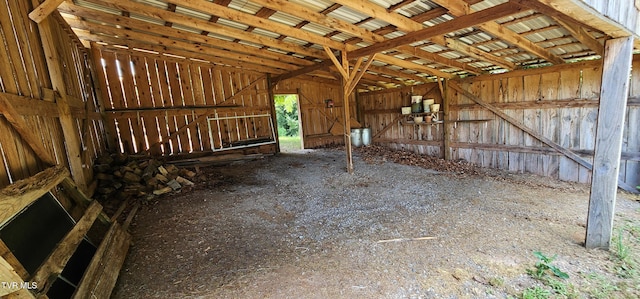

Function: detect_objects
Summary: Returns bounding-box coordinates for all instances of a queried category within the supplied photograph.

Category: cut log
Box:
[153,186,172,195]
[176,176,194,186]
[166,179,181,190]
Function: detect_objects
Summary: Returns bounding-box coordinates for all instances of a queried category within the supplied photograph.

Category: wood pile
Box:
[93,154,197,203]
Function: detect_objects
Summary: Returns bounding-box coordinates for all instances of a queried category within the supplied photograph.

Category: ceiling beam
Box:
[77,32,283,74]
[431,0,565,65]
[552,17,604,56]
[349,2,526,59]
[367,65,431,84]
[250,0,482,75]
[59,3,315,67]
[333,0,507,72]
[444,37,516,70]
[82,0,326,59]
[411,7,448,23]
[164,0,346,51]
[530,0,640,39]
[331,0,423,33]
[29,0,64,23]
[374,55,453,79]
[274,2,520,82]
[66,19,300,71]
[249,0,383,44]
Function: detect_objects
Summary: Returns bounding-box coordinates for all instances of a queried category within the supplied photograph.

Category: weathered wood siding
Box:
[582,0,640,34]
[622,58,640,189]
[358,58,639,187]
[274,78,346,148]
[0,1,105,189]
[448,58,639,186]
[359,83,444,156]
[93,45,275,156]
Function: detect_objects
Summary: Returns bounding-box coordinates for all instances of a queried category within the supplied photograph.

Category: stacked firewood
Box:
[93,154,197,202]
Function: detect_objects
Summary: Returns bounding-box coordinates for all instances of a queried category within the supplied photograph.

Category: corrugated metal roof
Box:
[329,7,371,24]
[228,0,263,14]
[289,0,333,11]
[174,6,211,21]
[251,28,282,40]
[269,11,306,27]
[62,0,626,90]
[215,18,250,31]
[300,22,336,37]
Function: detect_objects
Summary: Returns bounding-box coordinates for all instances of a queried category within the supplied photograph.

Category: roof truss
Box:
[55,0,632,91]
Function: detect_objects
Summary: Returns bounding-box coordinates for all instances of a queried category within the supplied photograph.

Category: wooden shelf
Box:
[450,119,493,123]
[404,111,443,116]
[399,111,444,126]
[401,120,444,125]
[449,119,493,128]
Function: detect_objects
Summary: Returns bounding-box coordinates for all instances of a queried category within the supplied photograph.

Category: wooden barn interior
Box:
[1,0,640,298]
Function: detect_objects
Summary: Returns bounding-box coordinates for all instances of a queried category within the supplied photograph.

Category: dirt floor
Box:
[111,147,640,299]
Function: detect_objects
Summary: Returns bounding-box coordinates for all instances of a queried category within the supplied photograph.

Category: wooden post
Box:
[267,74,280,153]
[585,36,634,249]
[342,50,354,173]
[323,47,376,173]
[442,79,452,161]
[33,10,89,192]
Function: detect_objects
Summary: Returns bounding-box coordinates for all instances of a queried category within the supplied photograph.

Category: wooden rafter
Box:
[65,19,300,72]
[432,0,565,65]
[164,0,347,51]
[28,0,64,23]
[332,0,423,33]
[347,55,377,95]
[552,17,604,56]
[80,33,283,75]
[57,0,640,90]
[60,3,313,68]
[531,0,640,39]
[444,38,517,70]
[78,0,326,59]
[250,0,482,76]
[350,2,526,59]
[276,2,521,82]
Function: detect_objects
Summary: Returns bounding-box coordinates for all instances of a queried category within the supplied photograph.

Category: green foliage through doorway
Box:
[275,95,299,137]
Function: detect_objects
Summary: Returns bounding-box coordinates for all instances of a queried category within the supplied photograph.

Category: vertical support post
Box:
[585,36,634,249]
[441,79,452,161]
[342,51,353,173]
[34,11,88,192]
[267,74,280,153]
[355,91,364,126]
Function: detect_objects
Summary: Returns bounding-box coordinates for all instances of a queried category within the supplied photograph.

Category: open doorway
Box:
[274,94,303,152]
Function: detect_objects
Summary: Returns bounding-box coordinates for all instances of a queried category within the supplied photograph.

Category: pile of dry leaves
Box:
[355,145,479,175]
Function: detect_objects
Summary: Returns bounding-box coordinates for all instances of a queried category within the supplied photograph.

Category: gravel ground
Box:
[112,148,640,298]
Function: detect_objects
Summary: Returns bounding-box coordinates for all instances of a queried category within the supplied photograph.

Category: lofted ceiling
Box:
[58,0,616,91]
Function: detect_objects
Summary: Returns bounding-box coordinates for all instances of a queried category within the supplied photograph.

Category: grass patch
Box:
[279,135,301,152]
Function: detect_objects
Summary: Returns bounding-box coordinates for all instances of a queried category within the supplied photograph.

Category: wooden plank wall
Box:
[273,77,345,148]
[448,58,639,187]
[582,0,640,34]
[0,1,105,189]
[359,83,444,156]
[92,45,275,156]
